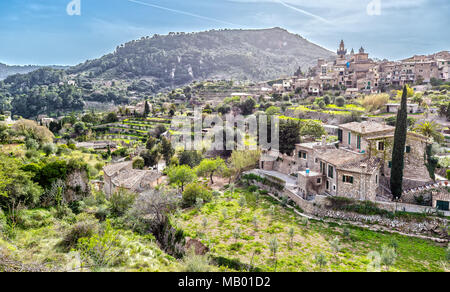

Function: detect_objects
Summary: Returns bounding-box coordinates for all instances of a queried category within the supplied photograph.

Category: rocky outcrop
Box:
[185,238,209,255]
[64,170,91,203]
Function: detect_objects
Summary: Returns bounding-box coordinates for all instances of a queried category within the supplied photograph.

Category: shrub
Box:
[335,96,346,107]
[446,244,450,262]
[42,143,57,156]
[182,248,212,272]
[132,157,145,170]
[25,138,39,150]
[318,101,325,109]
[360,94,389,111]
[109,188,137,217]
[51,205,75,221]
[25,149,39,159]
[94,162,105,172]
[0,209,5,232]
[56,144,70,155]
[61,217,99,250]
[247,185,258,192]
[77,220,122,269]
[16,209,53,229]
[182,183,212,208]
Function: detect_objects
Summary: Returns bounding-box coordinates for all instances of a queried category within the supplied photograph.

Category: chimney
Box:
[321,135,327,146]
[361,125,366,134]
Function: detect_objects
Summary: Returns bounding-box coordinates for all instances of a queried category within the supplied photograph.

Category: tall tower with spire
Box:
[337,40,347,59]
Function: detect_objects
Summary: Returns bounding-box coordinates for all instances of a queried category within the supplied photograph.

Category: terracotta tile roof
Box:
[111,169,162,191]
[366,131,429,142]
[339,121,394,135]
[103,161,132,177]
[316,148,363,166]
[338,157,382,174]
[295,142,321,149]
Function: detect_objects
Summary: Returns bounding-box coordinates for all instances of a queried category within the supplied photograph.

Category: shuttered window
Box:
[328,165,334,179]
[343,175,354,184]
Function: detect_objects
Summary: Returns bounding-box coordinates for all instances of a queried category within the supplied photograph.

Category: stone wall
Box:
[285,109,353,125]
[371,134,431,182]
[432,189,450,210]
[280,187,449,239]
[399,189,432,205]
[336,170,378,201]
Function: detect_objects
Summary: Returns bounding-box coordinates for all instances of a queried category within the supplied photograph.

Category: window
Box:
[348,132,351,145]
[436,200,449,211]
[328,165,334,179]
[388,161,392,168]
[338,129,343,143]
[378,141,385,151]
[343,175,354,184]
[326,180,330,190]
[405,146,411,153]
[317,178,321,184]
[333,185,336,191]
[298,151,307,159]
[357,135,361,150]
[320,162,326,175]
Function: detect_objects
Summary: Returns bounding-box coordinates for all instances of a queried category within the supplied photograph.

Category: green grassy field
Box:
[0,209,180,272]
[175,187,449,272]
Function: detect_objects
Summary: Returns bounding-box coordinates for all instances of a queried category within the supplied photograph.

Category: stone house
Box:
[432,189,450,211]
[386,103,420,114]
[260,121,432,201]
[76,141,117,151]
[103,161,163,197]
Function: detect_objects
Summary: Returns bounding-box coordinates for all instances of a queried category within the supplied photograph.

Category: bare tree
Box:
[131,189,184,258]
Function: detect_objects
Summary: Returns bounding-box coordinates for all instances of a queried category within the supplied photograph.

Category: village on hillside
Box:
[1,40,450,272]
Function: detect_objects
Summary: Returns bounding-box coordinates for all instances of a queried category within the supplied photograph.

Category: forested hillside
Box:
[0,63,42,81]
[0,69,128,118]
[69,28,334,90]
[0,63,68,81]
[0,28,334,118]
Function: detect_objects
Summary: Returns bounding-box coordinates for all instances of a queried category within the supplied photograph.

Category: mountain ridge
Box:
[68,27,335,90]
[0,63,69,80]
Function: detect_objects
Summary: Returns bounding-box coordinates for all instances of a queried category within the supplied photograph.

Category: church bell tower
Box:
[337,40,347,59]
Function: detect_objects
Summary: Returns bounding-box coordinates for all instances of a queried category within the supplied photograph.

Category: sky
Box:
[0,0,449,65]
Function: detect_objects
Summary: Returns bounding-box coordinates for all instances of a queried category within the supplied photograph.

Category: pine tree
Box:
[390,85,408,200]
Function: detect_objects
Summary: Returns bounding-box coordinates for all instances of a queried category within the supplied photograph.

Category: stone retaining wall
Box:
[245,173,449,239]
[281,187,449,239]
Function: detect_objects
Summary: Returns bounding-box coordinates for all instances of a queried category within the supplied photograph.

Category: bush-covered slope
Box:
[69,28,334,89]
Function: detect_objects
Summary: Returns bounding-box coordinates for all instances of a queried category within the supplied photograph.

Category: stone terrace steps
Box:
[402,180,449,196]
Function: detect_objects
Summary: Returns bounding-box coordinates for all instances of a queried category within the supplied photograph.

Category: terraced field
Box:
[93,117,171,141]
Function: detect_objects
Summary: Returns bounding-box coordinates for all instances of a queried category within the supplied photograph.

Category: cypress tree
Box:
[390,85,408,200]
[144,100,150,117]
